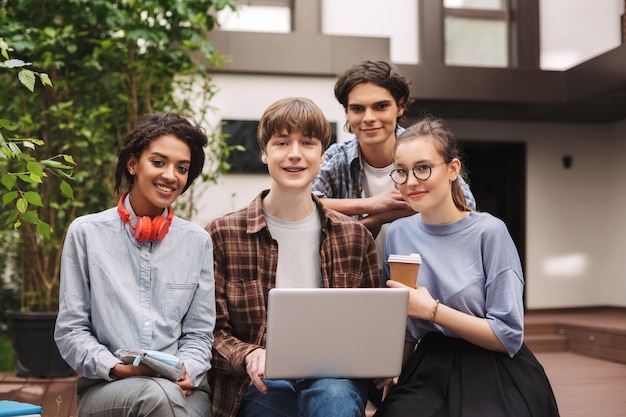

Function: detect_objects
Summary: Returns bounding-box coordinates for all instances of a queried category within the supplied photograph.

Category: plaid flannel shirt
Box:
[205,191,380,417]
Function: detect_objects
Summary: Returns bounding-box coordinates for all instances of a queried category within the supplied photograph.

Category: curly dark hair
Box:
[114,112,208,194]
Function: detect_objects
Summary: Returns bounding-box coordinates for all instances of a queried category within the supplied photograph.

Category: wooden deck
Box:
[0,372,77,417]
[1,308,626,417]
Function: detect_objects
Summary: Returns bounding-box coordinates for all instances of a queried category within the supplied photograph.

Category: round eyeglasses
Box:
[389,162,446,185]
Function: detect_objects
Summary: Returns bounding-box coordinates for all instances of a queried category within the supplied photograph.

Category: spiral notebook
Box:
[264,287,409,379]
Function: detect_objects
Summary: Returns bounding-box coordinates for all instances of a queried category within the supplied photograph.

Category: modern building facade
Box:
[188,0,626,310]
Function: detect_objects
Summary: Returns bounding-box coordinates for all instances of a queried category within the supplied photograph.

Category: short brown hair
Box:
[257,97,332,153]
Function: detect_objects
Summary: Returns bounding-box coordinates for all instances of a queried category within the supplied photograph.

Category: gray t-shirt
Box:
[264,209,322,288]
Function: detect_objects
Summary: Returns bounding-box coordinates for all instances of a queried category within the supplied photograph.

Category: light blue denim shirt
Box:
[54,197,215,386]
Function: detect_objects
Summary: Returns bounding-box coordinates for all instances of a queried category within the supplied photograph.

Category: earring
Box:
[129,169,135,175]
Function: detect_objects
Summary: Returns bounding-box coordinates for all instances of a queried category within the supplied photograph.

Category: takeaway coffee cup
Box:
[388,253,422,288]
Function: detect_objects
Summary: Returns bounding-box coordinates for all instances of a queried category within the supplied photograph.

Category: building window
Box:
[444,0,509,67]
[217,0,292,33]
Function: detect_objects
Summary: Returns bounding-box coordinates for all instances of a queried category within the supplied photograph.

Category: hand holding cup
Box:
[388,253,421,288]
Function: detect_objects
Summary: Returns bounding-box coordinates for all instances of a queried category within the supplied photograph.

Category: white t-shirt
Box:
[362,160,395,269]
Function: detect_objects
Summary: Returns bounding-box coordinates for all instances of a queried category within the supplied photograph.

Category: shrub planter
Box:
[6,311,76,378]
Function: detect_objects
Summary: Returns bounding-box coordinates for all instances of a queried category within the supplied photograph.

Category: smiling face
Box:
[394,136,460,223]
[345,82,404,150]
[262,129,324,193]
[126,134,191,218]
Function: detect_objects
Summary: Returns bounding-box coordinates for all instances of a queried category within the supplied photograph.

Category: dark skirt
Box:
[374,332,560,417]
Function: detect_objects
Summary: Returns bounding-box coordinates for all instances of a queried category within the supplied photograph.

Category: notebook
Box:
[0,400,42,417]
[264,287,409,379]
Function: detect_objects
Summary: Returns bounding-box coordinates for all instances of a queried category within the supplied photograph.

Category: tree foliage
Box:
[1,38,75,238]
[0,0,238,311]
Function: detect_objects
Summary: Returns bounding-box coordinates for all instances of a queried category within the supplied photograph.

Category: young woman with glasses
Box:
[374,116,560,417]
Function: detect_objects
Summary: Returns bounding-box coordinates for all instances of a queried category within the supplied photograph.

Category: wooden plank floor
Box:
[1,308,626,417]
[535,351,626,417]
[0,372,77,417]
[2,352,626,417]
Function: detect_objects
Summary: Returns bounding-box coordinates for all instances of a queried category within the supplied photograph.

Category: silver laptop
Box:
[264,287,409,380]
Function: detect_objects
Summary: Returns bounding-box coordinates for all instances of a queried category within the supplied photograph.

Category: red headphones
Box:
[117,192,174,242]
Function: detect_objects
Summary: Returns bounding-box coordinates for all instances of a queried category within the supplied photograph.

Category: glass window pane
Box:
[218,5,291,33]
[445,16,507,67]
[444,0,505,10]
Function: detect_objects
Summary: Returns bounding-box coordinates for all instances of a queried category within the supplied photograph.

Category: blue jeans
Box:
[237,378,368,417]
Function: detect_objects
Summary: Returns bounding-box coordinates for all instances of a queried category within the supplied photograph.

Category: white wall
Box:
[606,119,626,306]
[539,0,623,69]
[447,119,622,309]
[322,0,419,64]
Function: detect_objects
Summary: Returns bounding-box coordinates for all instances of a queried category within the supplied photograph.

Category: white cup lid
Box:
[388,253,422,263]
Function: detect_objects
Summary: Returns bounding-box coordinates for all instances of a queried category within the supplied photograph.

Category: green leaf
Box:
[0,38,10,59]
[17,173,36,183]
[39,73,53,87]
[29,172,44,184]
[24,191,44,207]
[60,180,74,199]
[16,197,27,213]
[36,221,52,240]
[63,154,76,165]
[27,161,44,177]
[18,69,37,92]
[23,210,39,224]
[41,159,62,167]
[6,210,18,224]
[2,190,18,205]
[0,119,18,130]
[1,174,15,190]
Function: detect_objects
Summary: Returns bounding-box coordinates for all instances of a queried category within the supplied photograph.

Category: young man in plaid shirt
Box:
[206,97,380,417]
